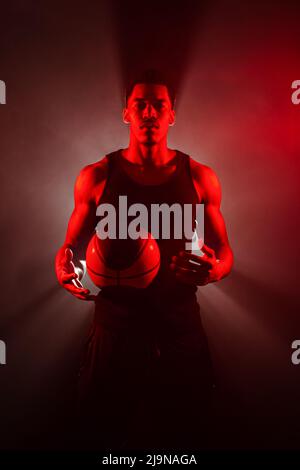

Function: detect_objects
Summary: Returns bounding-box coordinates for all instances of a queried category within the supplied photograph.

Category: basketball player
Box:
[55,71,233,450]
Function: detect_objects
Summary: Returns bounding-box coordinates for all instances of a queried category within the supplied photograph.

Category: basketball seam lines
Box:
[87,260,160,280]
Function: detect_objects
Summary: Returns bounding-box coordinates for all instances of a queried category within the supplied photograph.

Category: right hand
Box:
[56,247,96,301]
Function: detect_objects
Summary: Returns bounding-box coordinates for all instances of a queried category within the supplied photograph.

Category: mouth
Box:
[140,123,159,129]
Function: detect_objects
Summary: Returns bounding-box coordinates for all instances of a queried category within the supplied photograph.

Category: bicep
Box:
[190,160,232,260]
[204,203,230,253]
[201,167,230,252]
[65,202,97,249]
[64,167,98,256]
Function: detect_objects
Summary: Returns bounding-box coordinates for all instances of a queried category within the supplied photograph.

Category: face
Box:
[123,83,175,146]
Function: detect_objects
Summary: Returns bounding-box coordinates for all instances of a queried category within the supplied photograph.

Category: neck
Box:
[123,136,175,167]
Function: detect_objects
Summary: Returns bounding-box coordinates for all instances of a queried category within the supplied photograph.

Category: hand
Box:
[170,243,221,286]
[56,247,96,301]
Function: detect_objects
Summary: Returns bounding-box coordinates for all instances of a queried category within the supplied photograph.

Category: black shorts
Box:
[77,289,215,450]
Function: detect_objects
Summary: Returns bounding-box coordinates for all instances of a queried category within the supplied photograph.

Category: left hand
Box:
[170,243,221,286]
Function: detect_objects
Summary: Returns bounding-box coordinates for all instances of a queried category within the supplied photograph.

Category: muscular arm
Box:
[197,163,234,280]
[171,158,233,285]
[55,158,108,299]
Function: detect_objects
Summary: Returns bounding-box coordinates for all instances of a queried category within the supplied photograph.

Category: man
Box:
[55,71,233,450]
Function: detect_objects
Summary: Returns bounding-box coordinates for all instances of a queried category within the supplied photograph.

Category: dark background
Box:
[0,0,300,450]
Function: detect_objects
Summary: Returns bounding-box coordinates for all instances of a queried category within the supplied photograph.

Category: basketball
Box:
[86,232,160,288]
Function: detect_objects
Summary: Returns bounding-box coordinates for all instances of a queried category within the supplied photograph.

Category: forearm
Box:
[214,244,234,280]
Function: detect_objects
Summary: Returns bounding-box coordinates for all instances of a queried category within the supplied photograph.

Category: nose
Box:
[143,103,157,119]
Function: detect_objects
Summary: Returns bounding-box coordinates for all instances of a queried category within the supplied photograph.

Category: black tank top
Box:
[97,149,200,302]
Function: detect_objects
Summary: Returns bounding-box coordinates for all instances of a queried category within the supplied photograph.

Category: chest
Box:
[121,162,177,186]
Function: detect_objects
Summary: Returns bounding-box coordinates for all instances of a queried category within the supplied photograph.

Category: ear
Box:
[169,109,175,127]
[123,108,130,124]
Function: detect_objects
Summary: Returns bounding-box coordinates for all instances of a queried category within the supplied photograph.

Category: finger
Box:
[176,269,210,286]
[72,277,84,289]
[61,272,77,284]
[175,264,211,281]
[65,248,73,263]
[171,257,211,274]
[170,260,199,273]
[170,256,196,270]
[177,251,213,268]
[70,288,97,301]
[65,284,92,297]
[201,244,215,257]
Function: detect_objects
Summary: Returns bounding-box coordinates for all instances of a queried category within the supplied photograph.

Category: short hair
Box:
[125,70,176,108]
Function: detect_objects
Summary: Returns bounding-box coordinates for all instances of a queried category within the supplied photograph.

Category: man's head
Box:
[123,70,176,146]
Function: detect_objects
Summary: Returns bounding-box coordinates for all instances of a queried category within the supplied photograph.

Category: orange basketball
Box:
[86,232,160,289]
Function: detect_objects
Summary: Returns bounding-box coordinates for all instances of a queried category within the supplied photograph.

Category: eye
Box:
[134,101,146,111]
[154,101,167,111]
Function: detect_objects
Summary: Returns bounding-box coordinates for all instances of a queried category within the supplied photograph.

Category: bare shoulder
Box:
[76,155,109,187]
[189,156,221,205]
[74,155,109,204]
